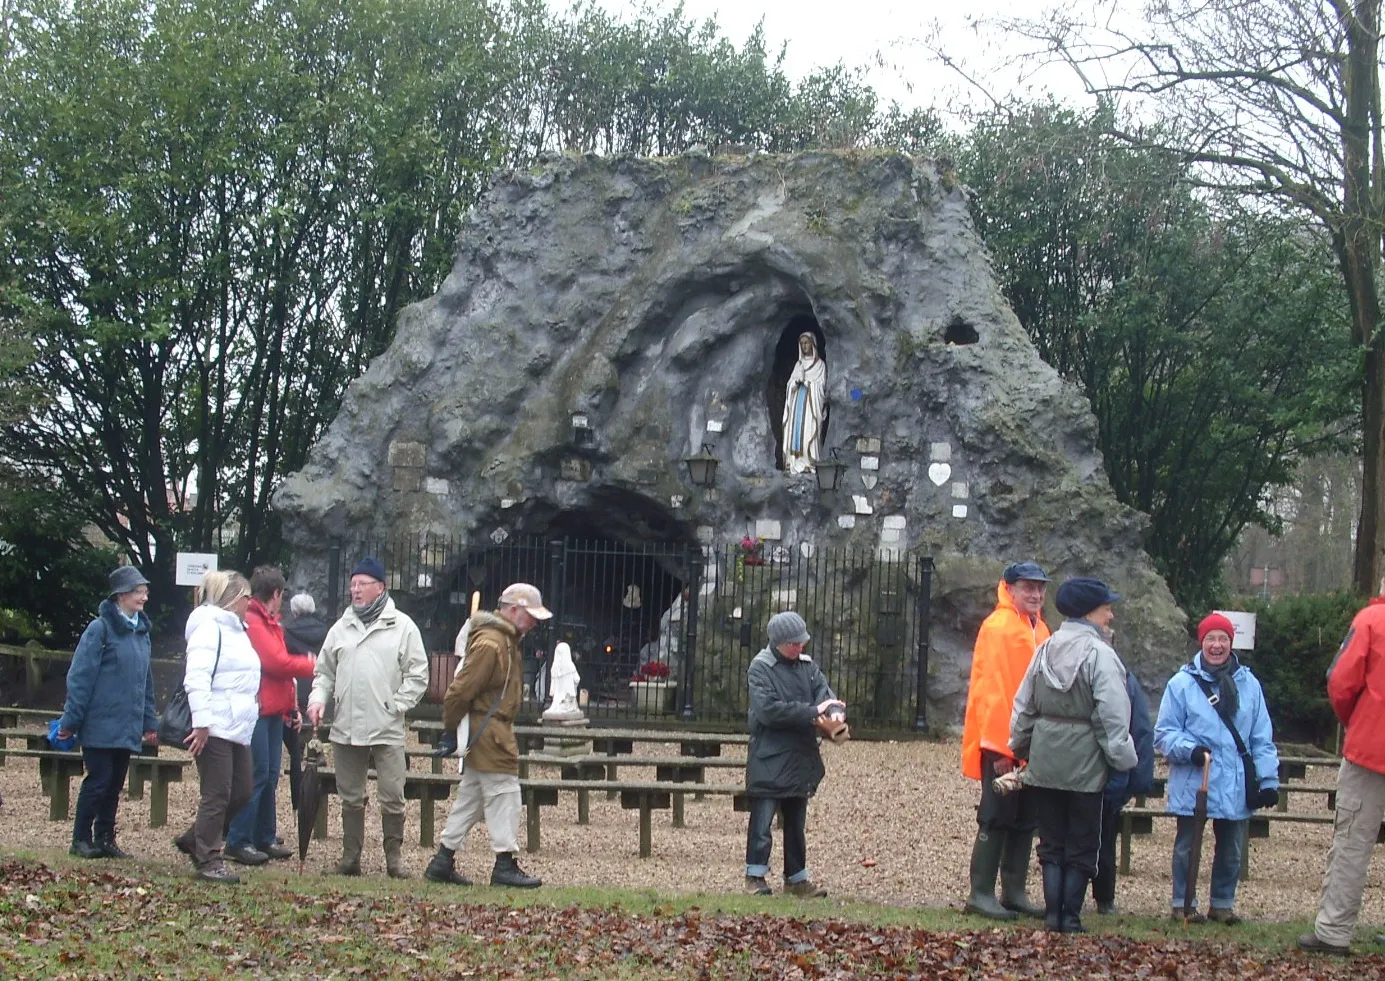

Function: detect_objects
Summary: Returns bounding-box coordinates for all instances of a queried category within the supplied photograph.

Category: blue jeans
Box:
[744,796,809,883]
[73,747,131,844]
[226,715,284,850]
[1171,815,1246,910]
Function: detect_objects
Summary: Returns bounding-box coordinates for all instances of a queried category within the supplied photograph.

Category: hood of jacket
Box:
[468,609,521,642]
[184,603,244,641]
[1036,619,1105,693]
[99,597,150,636]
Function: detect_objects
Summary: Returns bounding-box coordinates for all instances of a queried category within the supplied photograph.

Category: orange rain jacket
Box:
[961,581,1051,780]
[1328,596,1385,776]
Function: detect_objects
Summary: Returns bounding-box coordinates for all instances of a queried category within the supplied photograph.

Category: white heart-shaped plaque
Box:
[861,473,878,489]
[928,462,952,486]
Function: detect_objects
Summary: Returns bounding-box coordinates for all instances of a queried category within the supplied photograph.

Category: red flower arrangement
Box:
[632,661,671,682]
[739,535,766,566]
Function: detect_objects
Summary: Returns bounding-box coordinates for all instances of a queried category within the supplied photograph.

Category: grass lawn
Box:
[3,848,1383,979]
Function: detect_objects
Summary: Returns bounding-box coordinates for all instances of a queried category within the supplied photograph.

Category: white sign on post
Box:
[175,552,218,587]
[1213,610,1257,651]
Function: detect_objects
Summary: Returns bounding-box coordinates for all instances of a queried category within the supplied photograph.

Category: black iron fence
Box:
[323,535,933,732]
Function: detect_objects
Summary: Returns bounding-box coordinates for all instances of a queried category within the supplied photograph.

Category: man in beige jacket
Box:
[307,557,428,878]
[424,582,547,889]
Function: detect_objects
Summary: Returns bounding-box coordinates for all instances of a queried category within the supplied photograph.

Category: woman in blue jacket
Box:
[1155,613,1280,924]
[57,566,160,858]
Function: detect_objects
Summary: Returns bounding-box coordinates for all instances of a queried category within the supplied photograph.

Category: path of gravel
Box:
[1,732,1378,926]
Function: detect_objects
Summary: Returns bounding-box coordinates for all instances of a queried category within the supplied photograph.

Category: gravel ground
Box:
[2,732,1380,926]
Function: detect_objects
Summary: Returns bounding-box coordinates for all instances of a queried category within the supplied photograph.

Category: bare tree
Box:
[1006,0,1383,593]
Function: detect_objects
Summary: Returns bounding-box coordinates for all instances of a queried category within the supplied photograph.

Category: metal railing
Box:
[323,535,933,732]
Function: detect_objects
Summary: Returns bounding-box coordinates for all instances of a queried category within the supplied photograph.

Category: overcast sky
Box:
[560,0,1111,120]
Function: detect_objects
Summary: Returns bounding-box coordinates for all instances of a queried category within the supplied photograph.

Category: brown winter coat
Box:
[442,611,523,775]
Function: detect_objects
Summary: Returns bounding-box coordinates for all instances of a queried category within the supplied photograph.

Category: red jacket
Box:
[1329,596,1385,775]
[245,598,315,718]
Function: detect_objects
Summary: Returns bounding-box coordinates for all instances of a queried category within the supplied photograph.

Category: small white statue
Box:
[782,332,827,474]
[542,641,584,721]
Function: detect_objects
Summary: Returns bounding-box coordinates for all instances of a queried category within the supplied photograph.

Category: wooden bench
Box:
[308,765,745,856]
[1119,806,1381,881]
[520,753,744,827]
[1,747,189,826]
[1279,756,1342,781]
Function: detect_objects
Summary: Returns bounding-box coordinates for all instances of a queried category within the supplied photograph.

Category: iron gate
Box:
[323,535,933,732]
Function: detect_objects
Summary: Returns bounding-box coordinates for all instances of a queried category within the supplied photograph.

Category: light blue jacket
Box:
[59,599,158,751]
[1155,654,1279,821]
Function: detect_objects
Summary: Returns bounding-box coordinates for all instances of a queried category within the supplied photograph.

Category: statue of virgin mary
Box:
[782,332,827,473]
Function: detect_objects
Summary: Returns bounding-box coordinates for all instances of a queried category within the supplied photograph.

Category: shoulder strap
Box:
[1190,673,1250,759]
[462,634,515,756]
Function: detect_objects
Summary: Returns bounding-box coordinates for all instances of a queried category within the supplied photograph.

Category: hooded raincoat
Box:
[1010,619,1137,792]
[59,599,158,751]
[442,611,523,775]
[961,581,1050,780]
[745,647,835,798]
[1326,596,1385,775]
[1154,654,1279,821]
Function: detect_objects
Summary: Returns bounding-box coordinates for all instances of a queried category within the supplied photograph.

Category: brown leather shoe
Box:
[745,876,771,896]
[785,879,827,898]
[1208,907,1242,925]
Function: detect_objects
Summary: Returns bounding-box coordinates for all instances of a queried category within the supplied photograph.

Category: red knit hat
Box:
[1197,613,1236,644]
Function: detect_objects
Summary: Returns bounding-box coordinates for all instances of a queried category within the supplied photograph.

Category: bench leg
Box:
[149,772,170,828]
[0,733,7,767]
[577,789,589,825]
[672,791,685,829]
[419,790,437,847]
[1119,816,1132,876]
[607,761,618,800]
[50,772,72,821]
[526,793,541,853]
[431,756,442,776]
[639,797,652,859]
[315,799,329,840]
[127,768,145,801]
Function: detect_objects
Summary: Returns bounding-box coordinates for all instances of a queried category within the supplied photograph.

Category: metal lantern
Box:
[683,444,720,488]
[815,449,846,492]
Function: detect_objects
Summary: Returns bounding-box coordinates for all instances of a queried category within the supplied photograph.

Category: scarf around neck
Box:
[1200,651,1240,719]
[353,591,388,627]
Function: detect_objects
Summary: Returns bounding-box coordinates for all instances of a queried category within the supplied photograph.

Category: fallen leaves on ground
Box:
[0,860,1376,980]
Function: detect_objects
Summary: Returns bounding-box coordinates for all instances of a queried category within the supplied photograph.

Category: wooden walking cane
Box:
[1182,753,1214,925]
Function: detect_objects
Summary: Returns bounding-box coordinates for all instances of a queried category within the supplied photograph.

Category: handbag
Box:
[158,632,221,747]
[1190,673,1260,810]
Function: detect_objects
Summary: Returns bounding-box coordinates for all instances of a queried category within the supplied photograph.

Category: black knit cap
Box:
[1055,577,1120,618]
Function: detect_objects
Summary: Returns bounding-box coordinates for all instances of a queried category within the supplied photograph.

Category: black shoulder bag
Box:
[1190,673,1260,810]
[158,632,221,747]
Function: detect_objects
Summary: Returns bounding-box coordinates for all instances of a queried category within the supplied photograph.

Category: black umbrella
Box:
[285,723,303,812]
[1182,754,1214,923]
[297,736,327,873]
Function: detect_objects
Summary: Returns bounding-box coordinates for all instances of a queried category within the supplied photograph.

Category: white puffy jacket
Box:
[183,605,261,746]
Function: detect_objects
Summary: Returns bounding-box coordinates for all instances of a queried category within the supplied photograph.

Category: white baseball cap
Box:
[498,582,552,619]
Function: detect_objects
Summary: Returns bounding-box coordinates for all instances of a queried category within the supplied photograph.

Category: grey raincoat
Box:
[1010,618,1138,793]
[745,647,835,798]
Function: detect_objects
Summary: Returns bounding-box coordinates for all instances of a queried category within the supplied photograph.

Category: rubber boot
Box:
[999,830,1044,919]
[1041,863,1064,933]
[490,852,541,888]
[335,805,364,876]
[382,811,409,879]
[424,845,472,886]
[964,829,1018,920]
[1060,867,1090,934]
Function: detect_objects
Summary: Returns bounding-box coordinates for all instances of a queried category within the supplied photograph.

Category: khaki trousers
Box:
[439,768,521,854]
[333,743,407,817]
[1314,758,1385,946]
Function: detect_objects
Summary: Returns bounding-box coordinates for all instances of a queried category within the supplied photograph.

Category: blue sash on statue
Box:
[790,384,808,453]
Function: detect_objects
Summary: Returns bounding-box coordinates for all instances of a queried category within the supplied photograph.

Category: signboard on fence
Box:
[1213,610,1257,650]
[175,552,218,587]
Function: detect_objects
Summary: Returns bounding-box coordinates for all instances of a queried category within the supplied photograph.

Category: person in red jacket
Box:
[1299,580,1385,955]
[224,566,315,865]
[959,561,1052,920]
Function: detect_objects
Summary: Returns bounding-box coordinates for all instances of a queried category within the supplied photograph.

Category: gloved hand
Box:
[1189,746,1211,766]
[1256,787,1279,809]
[433,731,458,758]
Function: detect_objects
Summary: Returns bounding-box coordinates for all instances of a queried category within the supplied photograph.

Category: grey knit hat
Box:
[767,611,811,647]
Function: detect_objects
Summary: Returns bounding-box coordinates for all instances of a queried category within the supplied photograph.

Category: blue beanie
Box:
[1055,577,1120,618]
[350,556,386,583]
